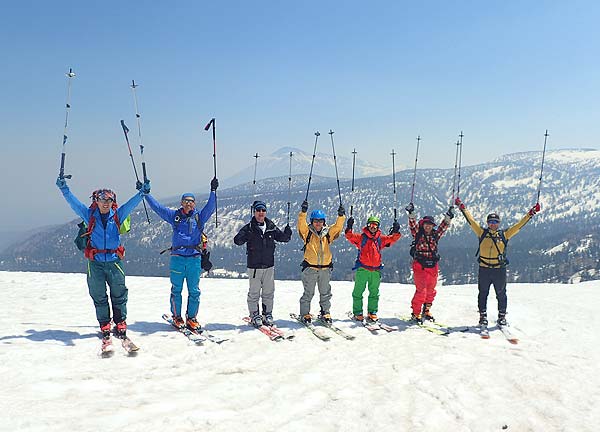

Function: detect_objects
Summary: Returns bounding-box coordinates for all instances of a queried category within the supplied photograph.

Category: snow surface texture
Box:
[1,271,598,432]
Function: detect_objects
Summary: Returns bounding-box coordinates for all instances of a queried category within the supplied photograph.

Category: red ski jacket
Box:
[345,227,401,270]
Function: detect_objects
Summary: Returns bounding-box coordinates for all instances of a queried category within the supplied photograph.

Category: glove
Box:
[528,202,541,216]
[200,250,213,272]
[455,197,465,210]
[346,217,354,231]
[390,221,400,234]
[446,206,455,219]
[141,179,151,194]
[136,180,143,190]
[405,203,414,214]
[301,200,308,213]
[337,205,346,216]
[284,224,292,236]
[56,177,68,189]
[210,177,219,191]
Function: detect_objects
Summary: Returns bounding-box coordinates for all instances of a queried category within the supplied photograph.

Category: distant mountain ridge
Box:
[2,148,600,284]
[222,146,395,188]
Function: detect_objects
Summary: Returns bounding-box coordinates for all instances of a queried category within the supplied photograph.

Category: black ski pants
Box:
[477,266,507,315]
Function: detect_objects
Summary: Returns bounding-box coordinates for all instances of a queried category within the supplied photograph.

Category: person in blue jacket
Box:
[56,176,150,338]
[144,177,218,331]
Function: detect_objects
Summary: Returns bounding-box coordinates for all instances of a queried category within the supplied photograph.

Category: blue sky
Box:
[1,1,599,231]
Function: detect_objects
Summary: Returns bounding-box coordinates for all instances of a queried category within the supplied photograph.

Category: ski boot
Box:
[186,316,201,331]
[422,303,435,322]
[250,311,263,328]
[479,312,488,327]
[410,312,423,324]
[100,322,112,338]
[318,311,332,324]
[352,313,364,322]
[366,313,379,324]
[113,320,127,337]
[262,312,274,327]
[300,313,312,324]
[497,312,508,327]
[172,315,185,329]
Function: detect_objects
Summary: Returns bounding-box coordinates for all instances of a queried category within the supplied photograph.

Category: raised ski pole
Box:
[120,120,151,222]
[391,149,398,223]
[58,68,76,180]
[204,118,218,227]
[350,148,357,217]
[329,129,343,207]
[304,131,320,202]
[130,80,151,223]
[409,136,421,204]
[536,129,549,203]
[287,151,293,224]
[451,139,460,204]
[457,131,464,198]
[251,152,260,216]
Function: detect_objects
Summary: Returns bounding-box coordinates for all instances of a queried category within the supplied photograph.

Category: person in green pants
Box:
[344,215,401,323]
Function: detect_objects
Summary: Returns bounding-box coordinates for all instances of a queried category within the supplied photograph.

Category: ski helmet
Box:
[310,209,326,222]
[366,216,380,226]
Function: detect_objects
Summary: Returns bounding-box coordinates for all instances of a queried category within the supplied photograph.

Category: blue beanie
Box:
[181,193,195,201]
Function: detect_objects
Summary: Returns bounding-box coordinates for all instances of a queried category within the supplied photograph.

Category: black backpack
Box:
[476,228,509,267]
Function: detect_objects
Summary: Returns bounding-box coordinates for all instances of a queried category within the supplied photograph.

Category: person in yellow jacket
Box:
[297,199,346,324]
[455,197,540,327]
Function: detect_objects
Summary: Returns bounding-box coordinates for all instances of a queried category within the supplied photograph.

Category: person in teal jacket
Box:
[56,176,150,338]
[144,177,218,331]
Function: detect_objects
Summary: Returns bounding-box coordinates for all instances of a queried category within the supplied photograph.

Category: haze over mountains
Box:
[1,148,599,284]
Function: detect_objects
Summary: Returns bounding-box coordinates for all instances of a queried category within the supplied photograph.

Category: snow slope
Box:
[1,271,598,432]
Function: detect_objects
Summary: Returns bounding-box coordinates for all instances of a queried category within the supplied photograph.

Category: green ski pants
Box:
[352,267,381,315]
[87,260,128,326]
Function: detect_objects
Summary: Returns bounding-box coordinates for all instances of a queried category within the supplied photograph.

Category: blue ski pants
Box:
[169,255,202,318]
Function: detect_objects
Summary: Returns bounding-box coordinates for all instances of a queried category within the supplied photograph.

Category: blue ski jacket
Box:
[144,192,216,256]
[59,186,144,262]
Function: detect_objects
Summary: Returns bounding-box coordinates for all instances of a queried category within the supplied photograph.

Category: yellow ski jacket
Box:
[297,211,345,267]
[461,207,532,268]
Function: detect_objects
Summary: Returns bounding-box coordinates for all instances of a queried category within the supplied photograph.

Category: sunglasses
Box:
[367,222,379,227]
[312,219,325,223]
[254,208,267,213]
[182,199,195,204]
[97,198,114,204]
[488,219,500,224]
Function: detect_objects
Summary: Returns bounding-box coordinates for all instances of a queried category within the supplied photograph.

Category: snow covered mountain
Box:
[2,149,600,283]
[222,146,394,187]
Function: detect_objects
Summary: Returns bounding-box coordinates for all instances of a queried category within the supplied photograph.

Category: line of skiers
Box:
[56,175,541,338]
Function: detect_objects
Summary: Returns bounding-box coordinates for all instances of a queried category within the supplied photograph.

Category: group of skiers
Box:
[56,175,541,340]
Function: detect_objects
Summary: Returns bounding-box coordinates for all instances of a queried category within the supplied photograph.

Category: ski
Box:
[162,314,207,345]
[397,315,450,336]
[480,325,490,339]
[347,312,397,333]
[242,317,293,341]
[100,335,114,358]
[498,325,519,344]
[290,313,331,341]
[314,316,355,340]
[115,334,140,355]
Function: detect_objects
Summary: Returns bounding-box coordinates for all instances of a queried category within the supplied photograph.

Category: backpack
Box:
[353,233,383,271]
[476,228,509,267]
[301,230,331,252]
[74,201,130,260]
[409,228,440,268]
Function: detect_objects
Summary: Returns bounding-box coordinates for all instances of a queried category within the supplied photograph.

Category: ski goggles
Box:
[487,219,500,224]
[182,198,195,204]
[312,219,325,224]
[367,222,379,227]
[92,189,116,202]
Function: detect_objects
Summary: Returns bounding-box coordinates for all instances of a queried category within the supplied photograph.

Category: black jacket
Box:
[233,217,292,269]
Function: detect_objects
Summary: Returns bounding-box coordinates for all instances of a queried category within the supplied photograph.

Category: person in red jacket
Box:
[345,215,401,323]
[405,203,454,323]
